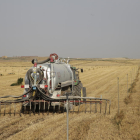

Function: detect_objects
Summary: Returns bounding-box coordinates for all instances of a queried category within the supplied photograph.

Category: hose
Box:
[27,68,44,86]
[32,58,50,64]
[0,88,32,99]
[0,67,45,102]
[37,85,50,99]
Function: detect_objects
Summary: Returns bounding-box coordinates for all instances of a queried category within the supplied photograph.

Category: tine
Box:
[100,99,101,113]
[85,100,86,113]
[106,100,107,114]
[10,103,11,116]
[14,103,16,116]
[48,101,50,115]
[63,101,65,114]
[95,102,97,113]
[90,99,91,114]
[30,100,31,116]
[44,100,45,115]
[78,100,80,113]
[0,102,1,116]
[58,100,60,113]
[39,100,40,115]
[95,99,96,113]
[23,101,25,114]
[109,101,111,114]
[20,102,22,117]
[96,103,97,113]
[105,100,107,114]
[73,100,75,113]
[34,101,36,115]
[4,102,6,116]
[24,101,26,114]
[53,102,55,114]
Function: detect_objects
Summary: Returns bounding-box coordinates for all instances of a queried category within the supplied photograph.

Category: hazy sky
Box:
[0,0,140,58]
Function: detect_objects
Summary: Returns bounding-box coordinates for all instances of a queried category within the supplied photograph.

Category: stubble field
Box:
[0,57,140,140]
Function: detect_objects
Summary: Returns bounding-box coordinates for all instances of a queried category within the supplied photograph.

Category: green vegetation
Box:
[113,110,125,130]
[10,78,23,86]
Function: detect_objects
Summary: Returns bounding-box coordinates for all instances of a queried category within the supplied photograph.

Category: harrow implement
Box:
[0,95,111,116]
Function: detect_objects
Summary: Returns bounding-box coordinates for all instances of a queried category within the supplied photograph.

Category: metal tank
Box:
[23,53,74,100]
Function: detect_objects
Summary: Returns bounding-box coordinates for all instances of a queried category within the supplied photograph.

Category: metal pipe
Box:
[44,100,45,114]
[30,101,31,116]
[68,66,74,94]
[10,103,11,116]
[66,94,69,140]
[33,59,37,86]
[90,99,91,113]
[39,99,40,115]
[63,101,65,114]
[0,102,1,116]
[100,99,101,113]
[34,102,36,115]
[32,58,50,64]
[85,101,86,113]
[95,102,97,113]
[58,101,60,113]
[53,102,55,114]
[72,71,74,93]
[73,100,75,113]
[4,103,6,116]
[51,63,54,93]
[14,103,16,116]
[48,101,50,115]
[105,100,107,114]
[20,102,22,116]
[109,100,111,114]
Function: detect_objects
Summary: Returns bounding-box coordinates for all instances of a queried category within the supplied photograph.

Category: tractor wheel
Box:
[73,82,83,96]
[73,82,83,105]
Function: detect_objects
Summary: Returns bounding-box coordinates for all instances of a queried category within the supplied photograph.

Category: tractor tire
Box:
[73,82,83,96]
[73,82,83,105]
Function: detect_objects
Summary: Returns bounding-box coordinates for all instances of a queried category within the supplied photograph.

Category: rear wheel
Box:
[73,82,83,105]
[73,82,83,96]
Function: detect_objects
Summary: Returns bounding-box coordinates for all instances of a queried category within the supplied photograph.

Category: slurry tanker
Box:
[21,53,86,111]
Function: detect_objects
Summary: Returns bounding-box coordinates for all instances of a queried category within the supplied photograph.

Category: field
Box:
[0,57,140,140]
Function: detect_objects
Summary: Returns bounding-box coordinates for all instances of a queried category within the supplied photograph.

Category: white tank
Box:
[37,62,73,93]
[24,58,73,95]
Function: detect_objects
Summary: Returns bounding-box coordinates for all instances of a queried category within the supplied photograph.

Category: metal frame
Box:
[0,94,111,116]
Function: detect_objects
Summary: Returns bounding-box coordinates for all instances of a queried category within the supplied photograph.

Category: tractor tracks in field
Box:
[84,67,127,88]
[7,113,67,140]
[0,113,59,140]
[80,66,110,80]
[86,67,131,97]
[6,112,98,140]
[40,113,97,140]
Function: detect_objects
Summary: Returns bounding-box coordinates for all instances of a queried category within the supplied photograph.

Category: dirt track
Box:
[0,59,140,140]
